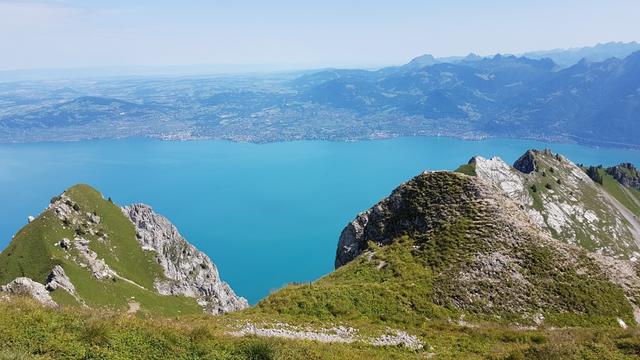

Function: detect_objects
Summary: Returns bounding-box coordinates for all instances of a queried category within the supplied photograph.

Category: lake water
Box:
[1,137,639,303]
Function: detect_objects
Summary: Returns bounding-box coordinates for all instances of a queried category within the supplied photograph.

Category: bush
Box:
[83,319,111,346]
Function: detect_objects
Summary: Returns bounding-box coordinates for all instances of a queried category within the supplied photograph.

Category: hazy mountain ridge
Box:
[0,43,639,147]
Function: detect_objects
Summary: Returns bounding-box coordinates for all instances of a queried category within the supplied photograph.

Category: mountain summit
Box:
[0,184,247,315]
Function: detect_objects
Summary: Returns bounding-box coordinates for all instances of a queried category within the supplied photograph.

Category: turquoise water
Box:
[1,137,639,303]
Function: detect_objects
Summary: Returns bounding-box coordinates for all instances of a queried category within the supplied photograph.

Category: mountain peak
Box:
[0,184,247,315]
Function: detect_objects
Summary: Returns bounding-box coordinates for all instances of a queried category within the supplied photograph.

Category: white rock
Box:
[123,204,248,314]
[0,277,57,307]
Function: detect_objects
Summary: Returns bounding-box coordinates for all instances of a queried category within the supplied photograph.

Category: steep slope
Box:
[465,149,640,260]
[263,171,640,327]
[0,184,247,315]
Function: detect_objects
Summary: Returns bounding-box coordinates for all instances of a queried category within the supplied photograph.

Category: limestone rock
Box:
[45,265,76,294]
[0,277,57,307]
[73,237,117,280]
[123,204,248,314]
[607,163,640,190]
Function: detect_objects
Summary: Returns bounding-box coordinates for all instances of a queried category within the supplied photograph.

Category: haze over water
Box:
[1,137,638,303]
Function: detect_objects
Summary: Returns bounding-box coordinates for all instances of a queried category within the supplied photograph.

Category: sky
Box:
[0,0,639,72]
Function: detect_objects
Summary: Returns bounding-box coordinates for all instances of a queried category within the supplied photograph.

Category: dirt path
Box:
[227,323,424,350]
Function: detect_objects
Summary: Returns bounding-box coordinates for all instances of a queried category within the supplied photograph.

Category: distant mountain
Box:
[0,43,638,147]
[523,41,640,67]
[493,51,640,146]
[289,51,640,147]
[1,96,164,129]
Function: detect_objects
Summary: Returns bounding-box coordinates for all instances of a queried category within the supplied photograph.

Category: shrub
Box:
[239,341,275,360]
[83,319,111,346]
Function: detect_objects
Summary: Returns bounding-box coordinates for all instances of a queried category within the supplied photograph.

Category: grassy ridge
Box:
[258,234,636,328]
[0,184,204,316]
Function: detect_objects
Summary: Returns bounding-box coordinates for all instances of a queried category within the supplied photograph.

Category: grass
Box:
[2,176,640,358]
[0,297,639,359]
[454,163,477,176]
[596,169,640,216]
[259,233,636,328]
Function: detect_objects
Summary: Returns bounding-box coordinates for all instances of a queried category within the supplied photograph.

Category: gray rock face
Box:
[336,171,495,268]
[513,150,538,174]
[472,150,640,260]
[73,237,117,280]
[46,265,76,294]
[123,204,248,314]
[607,163,640,190]
[0,277,57,307]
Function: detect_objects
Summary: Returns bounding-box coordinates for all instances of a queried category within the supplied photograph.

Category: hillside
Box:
[264,170,640,328]
[0,184,247,316]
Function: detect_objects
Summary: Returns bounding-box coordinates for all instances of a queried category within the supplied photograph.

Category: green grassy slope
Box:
[597,169,640,217]
[0,211,62,285]
[1,297,640,360]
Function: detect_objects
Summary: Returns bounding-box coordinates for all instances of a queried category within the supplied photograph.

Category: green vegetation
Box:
[595,169,640,216]
[1,293,638,359]
[454,163,477,176]
[585,166,604,184]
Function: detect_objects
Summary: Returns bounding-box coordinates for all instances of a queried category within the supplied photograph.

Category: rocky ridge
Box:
[469,149,640,259]
[123,204,248,314]
[607,163,640,190]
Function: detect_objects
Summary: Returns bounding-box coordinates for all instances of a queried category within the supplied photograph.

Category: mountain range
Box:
[1,149,640,358]
[0,42,639,148]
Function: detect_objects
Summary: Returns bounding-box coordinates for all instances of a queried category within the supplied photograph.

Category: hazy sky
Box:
[1,0,639,71]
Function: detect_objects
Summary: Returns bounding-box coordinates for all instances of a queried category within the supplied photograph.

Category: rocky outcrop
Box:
[123,204,248,314]
[45,265,82,304]
[0,277,57,307]
[471,149,640,260]
[73,237,117,280]
[607,163,640,190]
[513,150,538,173]
[470,156,545,226]
[336,171,505,268]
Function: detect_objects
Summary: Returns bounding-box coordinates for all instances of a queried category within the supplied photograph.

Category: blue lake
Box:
[1,137,639,304]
